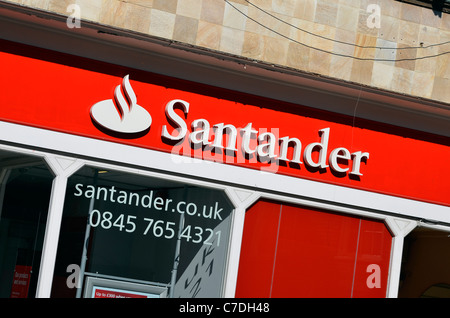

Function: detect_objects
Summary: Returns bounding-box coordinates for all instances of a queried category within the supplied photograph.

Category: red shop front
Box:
[0,16,449,298]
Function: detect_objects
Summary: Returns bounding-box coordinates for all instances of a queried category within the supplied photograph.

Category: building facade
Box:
[0,0,449,298]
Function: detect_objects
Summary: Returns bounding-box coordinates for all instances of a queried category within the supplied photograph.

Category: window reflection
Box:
[52,166,234,298]
[0,150,53,298]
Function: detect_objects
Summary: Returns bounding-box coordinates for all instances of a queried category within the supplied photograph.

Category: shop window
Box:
[399,227,450,298]
[0,150,53,298]
[421,284,450,298]
[51,166,234,298]
[235,200,393,298]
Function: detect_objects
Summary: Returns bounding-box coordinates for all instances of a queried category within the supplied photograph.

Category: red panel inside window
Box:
[233,201,281,297]
[352,220,393,297]
[235,200,392,298]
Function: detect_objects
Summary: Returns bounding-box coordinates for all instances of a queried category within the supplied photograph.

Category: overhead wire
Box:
[241,0,450,50]
[224,0,450,62]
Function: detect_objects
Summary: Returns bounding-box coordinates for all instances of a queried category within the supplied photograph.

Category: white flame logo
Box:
[90,75,152,137]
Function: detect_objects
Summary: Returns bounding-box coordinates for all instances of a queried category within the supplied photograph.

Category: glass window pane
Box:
[0,150,53,298]
[51,166,234,298]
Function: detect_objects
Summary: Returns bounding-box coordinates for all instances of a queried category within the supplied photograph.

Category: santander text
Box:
[161,99,369,176]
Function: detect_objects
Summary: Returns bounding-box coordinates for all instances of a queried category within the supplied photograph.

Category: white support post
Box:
[223,188,260,298]
[384,217,417,298]
[35,155,83,298]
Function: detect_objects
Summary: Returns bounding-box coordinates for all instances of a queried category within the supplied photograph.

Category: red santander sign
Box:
[91,75,370,178]
[0,41,449,206]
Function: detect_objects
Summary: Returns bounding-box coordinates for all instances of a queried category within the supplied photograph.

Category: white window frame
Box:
[1,121,449,298]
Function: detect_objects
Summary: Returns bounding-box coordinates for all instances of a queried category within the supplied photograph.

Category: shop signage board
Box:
[10,265,32,298]
[91,75,370,177]
[92,287,153,298]
[83,277,167,298]
[0,40,449,206]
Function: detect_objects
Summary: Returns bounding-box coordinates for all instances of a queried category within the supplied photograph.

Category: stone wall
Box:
[4,0,450,103]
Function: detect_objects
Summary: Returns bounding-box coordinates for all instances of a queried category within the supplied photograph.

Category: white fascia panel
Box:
[0,120,448,224]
